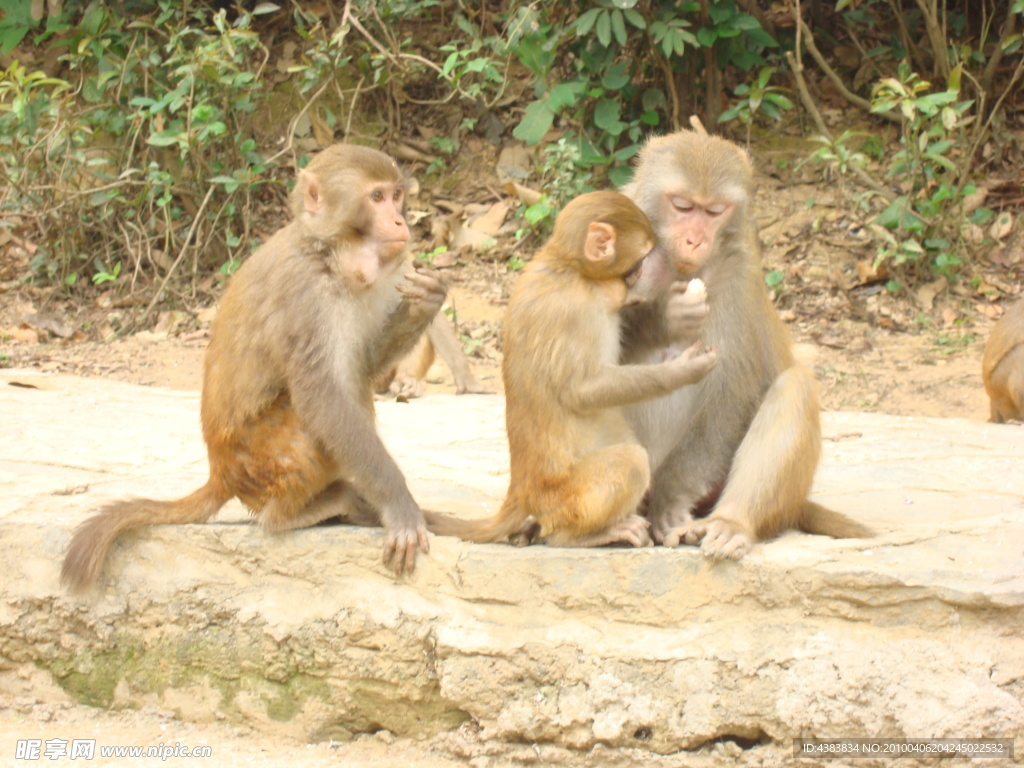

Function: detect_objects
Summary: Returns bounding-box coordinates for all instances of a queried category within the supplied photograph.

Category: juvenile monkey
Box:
[61,144,445,591]
[983,298,1024,423]
[622,124,872,559]
[428,191,717,547]
[376,313,491,398]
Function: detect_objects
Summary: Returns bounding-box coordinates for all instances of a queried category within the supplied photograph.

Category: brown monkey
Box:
[61,144,445,591]
[376,313,491,398]
[428,191,717,547]
[621,125,872,559]
[983,298,1024,423]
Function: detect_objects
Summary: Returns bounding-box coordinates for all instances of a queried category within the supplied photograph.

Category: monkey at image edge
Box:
[61,144,447,592]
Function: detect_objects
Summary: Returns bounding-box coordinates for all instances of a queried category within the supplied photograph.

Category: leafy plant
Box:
[509,0,778,185]
[867,62,975,280]
[0,3,276,292]
[718,66,794,146]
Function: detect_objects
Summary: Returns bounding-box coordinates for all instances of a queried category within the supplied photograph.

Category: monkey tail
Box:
[422,497,534,545]
[60,480,231,593]
[797,500,873,540]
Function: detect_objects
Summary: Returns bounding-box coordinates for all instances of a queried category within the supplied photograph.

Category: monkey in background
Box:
[622,122,872,559]
[428,191,717,548]
[983,298,1024,423]
[62,144,445,591]
[376,313,491,399]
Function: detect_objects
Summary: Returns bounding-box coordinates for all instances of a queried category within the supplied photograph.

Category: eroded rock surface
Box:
[1,372,1022,766]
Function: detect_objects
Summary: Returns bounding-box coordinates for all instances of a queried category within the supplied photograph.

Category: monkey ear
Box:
[300,170,324,216]
[584,222,617,263]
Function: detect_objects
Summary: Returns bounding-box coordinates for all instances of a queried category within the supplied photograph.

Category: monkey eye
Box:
[706,204,728,216]
[392,188,403,202]
[670,196,694,212]
[370,189,385,203]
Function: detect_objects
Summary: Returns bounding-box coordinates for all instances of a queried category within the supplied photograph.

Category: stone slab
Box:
[1,371,1022,764]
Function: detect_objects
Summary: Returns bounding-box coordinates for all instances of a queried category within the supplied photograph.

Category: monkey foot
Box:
[382,523,430,576]
[662,518,751,560]
[602,514,653,548]
[544,514,652,548]
[648,507,694,545]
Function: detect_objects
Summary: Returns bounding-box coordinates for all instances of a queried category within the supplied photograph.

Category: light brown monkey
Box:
[375,313,491,398]
[61,144,445,591]
[428,191,717,547]
[983,298,1024,423]
[621,125,872,559]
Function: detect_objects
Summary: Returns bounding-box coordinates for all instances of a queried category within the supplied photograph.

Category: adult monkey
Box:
[62,144,444,591]
[428,191,717,548]
[621,121,872,559]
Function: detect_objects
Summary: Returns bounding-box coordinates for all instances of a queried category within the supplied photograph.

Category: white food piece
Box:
[683,277,706,299]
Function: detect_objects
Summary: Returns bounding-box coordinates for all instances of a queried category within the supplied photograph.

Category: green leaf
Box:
[744,27,778,47]
[613,143,640,161]
[610,9,627,46]
[147,131,182,147]
[623,9,646,29]
[549,81,585,109]
[602,61,630,90]
[764,269,784,288]
[875,197,924,231]
[696,27,717,47]
[576,8,602,36]
[969,207,994,225]
[253,2,281,14]
[608,164,633,187]
[593,98,621,131]
[512,100,554,144]
[763,92,794,109]
[441,50,460,77]
[596,12,612,47]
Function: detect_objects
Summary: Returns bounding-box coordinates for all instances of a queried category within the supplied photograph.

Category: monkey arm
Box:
[367,303,435,379]
[280,293,423,531]
[561,351,714,414]
[619,301,672,363]
[366,267,447,378]
[289,345,421,522]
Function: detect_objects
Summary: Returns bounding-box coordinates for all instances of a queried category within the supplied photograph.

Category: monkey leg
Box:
[262,481,379,532]
[215,394,348,533]
[664,366,821,559]
[987,345,1024,423]
[538,443,653,548]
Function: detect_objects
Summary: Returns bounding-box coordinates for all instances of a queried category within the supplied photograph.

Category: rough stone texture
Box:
[1,371,1022,765]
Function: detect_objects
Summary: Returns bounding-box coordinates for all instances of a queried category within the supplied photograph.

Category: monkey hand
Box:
[664,340,718,385]
[663,516,752,560]
[665,279,710,343]
[382,516,431,576]
[397,263,447,323]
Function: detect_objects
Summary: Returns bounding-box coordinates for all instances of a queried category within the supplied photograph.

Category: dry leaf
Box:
[961,186,988,214]
[502,181,542,207]
[941,307,958,326]
[431,250,458,268]
[467,201,511,236]
[989,211,1014,241]
[913,278,945,310]
[2,324,39,343]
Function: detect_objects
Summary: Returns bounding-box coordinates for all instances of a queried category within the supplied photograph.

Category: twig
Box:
[793,12,901,123]
[139,183,217,327]
[913,0,950,78]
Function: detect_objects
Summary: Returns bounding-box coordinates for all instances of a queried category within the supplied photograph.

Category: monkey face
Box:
[662,194,734,274]
[366,182,410,260]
